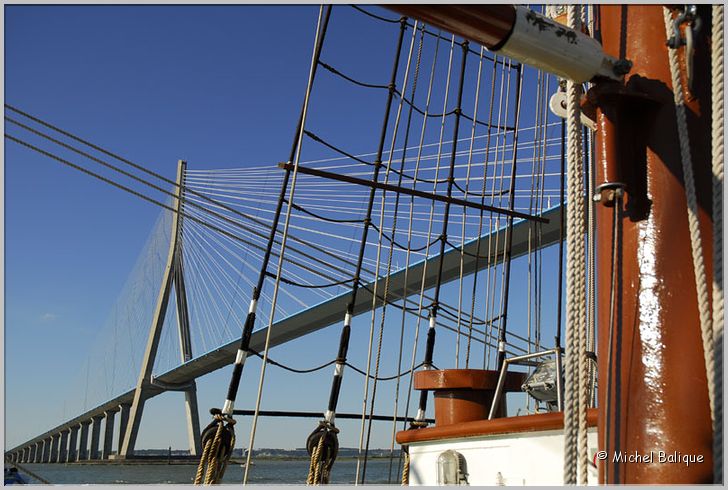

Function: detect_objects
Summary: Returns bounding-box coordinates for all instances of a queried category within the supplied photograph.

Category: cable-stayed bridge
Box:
[5,9,571,462]
[4,152,563,463]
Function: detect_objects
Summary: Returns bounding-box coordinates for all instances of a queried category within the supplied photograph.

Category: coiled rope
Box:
[711,4,724,484]
[563,5,589,485]
[662,6,715,426]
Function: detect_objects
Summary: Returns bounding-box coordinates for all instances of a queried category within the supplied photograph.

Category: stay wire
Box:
[495,63,524,371]
[218,3,332,440]
[2,134,289,262]
[3,104,301,257]
[245,6,331,483]
[402,30,451,431]
[359,20,422,482]
[320,14,408,435]
[466,50,499,367]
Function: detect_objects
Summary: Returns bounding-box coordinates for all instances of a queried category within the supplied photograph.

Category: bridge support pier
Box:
[22,448,28,463]
[59,429,69,463]
[183,385,202,455]
[116,403,130,456]
[89,416,103,460]
[50,434,59,463]
[77,421,90,461]
[34,442,42,463]
[102,409,117,459]
[30,444,37,463]
[67,426,79,462]
[120,160,201,458]
[41,438,50,463]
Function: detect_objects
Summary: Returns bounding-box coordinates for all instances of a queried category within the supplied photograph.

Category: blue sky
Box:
[5,4,567,456]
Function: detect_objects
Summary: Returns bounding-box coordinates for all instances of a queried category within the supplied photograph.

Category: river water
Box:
[17,459,402,485]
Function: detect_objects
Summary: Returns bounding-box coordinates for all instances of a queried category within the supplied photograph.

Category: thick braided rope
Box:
[564,5,588,485]
[204,420,226,484]
[711,4,724,484]
[401,449,410,485]
[193,435,214,484]
[663,7,715,424]
[307,432,326,485]
[563,6,588,485]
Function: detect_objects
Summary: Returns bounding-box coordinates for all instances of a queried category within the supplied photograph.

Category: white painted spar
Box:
[499,6,619,83]
[407,427,598,485]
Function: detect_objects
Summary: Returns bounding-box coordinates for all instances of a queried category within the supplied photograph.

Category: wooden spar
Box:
[593,5,714,484]
[387,5,517,49]
[277,162,549,223]
[386,5,623,83]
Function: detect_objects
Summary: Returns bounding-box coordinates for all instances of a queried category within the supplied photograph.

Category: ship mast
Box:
[593,6,714,484]
[388,4,717,484]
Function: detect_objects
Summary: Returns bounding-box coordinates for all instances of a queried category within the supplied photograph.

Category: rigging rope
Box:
[457,46,487,368]
[711,4,724,484]
[563,5,589,485]
[307,15,408,486]
[413,38,469,427]
[663,6,715,428]
[359,21,423,483]
[244,6,332,483]
[194,6,332,485]
[495,62,524,370]
[395,27,443,459]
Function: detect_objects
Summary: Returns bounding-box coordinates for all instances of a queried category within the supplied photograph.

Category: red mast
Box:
[387,4,716,484]
[593,5,714,484]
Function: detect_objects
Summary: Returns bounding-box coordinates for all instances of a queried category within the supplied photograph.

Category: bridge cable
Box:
[4,118,367,294]
[4,108,368,287]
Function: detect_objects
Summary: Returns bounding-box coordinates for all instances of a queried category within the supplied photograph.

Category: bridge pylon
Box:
[119,160,202,458]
